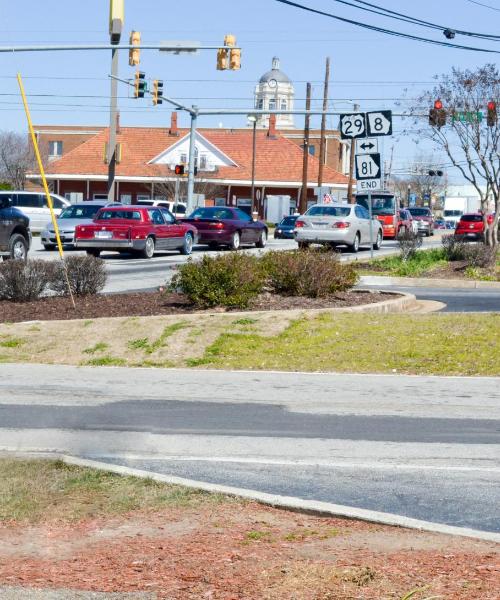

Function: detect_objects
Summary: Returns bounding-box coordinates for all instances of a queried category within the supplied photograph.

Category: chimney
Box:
[267,114,277,138]
[169,112,179,136]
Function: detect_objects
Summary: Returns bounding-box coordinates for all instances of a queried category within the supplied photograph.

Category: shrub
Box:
[397,229,422,261]
[0,259,56,302]
[261,249,358,298]
[442,234,468,261]
[51,255,107,296]
[463,243,497,269]
[170,253,265,309]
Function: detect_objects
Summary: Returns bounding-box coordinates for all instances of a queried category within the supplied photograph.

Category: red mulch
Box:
[0,290,397,324]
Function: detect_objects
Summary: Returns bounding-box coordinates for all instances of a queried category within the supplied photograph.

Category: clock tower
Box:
[254,57,295,129]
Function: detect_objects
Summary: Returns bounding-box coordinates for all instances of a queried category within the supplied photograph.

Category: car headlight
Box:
[276,229,282,233]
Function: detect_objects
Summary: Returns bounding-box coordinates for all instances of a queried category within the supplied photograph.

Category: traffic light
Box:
[429,99,446,128]
[109,0,124,45]
[133,71,146,98]
[487,101,497,127]
[217,48,228,70]
[152,79,163,105]
[428,170,443,177]
[229,48,241,70]
[129,30,141,66]
[174,164,185,176]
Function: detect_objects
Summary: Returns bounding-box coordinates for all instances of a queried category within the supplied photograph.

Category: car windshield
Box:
[59,205,102,219]
[306,206,351,217]
[356,195,396,216]
[460,214,482,222]
[189,207,234,220]
[408,208,431,217]
[96,210,142,220]
[280,216,298,226]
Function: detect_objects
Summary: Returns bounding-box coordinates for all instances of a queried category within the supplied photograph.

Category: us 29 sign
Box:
[339,113,366,139]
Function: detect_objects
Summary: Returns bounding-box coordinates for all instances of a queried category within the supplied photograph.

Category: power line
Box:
[463,0,500,12]
[274,0,500,52]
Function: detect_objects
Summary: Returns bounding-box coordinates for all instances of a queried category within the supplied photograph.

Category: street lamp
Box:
[247,114,257,217]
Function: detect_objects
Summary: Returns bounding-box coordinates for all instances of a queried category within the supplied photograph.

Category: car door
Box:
[0,195,14,250]
[147,208,171,250]
[160,208,184,248]
[233,208,257,242]
[354,205,369,244]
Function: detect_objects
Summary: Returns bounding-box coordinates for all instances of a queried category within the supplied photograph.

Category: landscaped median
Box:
[0,457,498,599]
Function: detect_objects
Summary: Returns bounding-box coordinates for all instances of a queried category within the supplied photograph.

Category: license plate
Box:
[312,221,328,227]
[95,231,112,239]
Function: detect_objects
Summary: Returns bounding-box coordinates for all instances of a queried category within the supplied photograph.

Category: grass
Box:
[83,342,109,355]
[190,313,500,376]
[359,248,448,277]
[0,458,236,524]
[127,321,189,355]
[0,336,25,348]
[85,355,127,367]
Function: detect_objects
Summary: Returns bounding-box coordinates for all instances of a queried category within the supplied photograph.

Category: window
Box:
[268,98,276,111]
[120,194,132,205]
[136,194,150,202]
[60,205,103,219]
[48,141,63,157]
[180,153,187,164]
[355,206,370,219]
[280,98,287,110]
[49,196,65,209]
[234,208,252,222]
[300,144,316,156]
[97,210,142,221]
[160,209,175,224]
[93,194,108,201]
[306,206,351,217]
[15,194,43,208]
[148,208,165,225]
[190,207,234,220]
[256,98,264,110]
[199,154,207,170]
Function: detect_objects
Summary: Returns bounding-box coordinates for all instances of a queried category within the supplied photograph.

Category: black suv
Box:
[0,193,31,260]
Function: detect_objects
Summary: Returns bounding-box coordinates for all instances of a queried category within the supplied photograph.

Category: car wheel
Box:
[180,232,193,255]
[297,241,309,250]
[229,231,240,251]
[141,236,155,259]
[86,249,101,258]
[429,228,434,236]
[373,230,382,250]
[43,244,56,251]
[256,229,267,248]
[349,233,360,253]
[6,234,28,261]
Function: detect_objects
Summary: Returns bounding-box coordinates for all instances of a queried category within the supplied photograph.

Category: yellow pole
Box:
[17,73,76,308]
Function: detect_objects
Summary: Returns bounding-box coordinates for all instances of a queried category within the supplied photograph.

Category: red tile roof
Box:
[44,127,349,186]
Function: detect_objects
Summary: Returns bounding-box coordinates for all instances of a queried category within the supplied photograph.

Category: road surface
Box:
[1,365,498,534]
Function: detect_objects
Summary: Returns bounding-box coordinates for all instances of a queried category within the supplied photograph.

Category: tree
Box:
[150,166,225,208]
[410,64,500,246]
[389,154,446,208]
[0,131,36,190]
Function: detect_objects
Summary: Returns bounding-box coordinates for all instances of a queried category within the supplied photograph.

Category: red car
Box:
[74,205,198,258]
[182,206,268,250]
[455,213,494,241]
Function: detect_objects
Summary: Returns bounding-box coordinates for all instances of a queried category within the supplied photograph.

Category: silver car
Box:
[294,203,383,253]
[40,201,114,250]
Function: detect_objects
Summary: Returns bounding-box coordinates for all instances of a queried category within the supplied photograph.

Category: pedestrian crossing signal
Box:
[174,165,185,175]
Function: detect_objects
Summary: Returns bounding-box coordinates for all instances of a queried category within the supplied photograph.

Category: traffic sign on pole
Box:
[366,110,392,136]
[357,178,382,191]
[355,153,381,180]
[339,113,366,139]
[355,137,379,154]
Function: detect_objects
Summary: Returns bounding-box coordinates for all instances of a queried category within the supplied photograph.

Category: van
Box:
[135,199,187,218]
[0,191,70,233]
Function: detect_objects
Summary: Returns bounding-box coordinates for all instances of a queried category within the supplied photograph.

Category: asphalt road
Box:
[29,234,443,294]
[2,365,499,534]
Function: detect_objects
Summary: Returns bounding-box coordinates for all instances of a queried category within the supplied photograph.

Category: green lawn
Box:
[191,313,500,376]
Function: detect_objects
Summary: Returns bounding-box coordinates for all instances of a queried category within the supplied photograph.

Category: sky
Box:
[1,0,499,183]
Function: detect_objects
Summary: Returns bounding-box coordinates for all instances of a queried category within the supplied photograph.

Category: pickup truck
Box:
[0,194,31,260]
[74,205,198,258]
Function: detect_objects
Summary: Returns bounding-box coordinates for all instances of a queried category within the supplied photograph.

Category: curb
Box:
[58,454,499,544]
[359,275,500,290]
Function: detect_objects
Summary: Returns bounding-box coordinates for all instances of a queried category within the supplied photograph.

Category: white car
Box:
[294,203,383,253]
[0,191,70,233]
[136,199,187,218]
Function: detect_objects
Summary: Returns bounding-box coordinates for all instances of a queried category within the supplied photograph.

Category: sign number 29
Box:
[340,113,366,139]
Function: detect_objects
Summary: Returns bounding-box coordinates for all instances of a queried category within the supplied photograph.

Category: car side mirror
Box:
[0,197,12,209]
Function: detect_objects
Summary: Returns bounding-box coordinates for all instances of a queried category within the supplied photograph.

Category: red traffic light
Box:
[174,164,185,176]
[434,99,443,110]
[487,101,496,111]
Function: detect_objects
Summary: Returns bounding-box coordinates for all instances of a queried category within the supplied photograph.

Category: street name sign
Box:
[355,152,381,180]
[366,110,392,136]
[355,137,379,154]
[339,113,366,139]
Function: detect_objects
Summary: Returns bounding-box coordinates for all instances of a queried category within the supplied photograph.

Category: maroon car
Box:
[182,206,268,250]
[74,205,198,258]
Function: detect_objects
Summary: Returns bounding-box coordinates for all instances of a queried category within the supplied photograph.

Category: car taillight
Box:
[295,220,305,228]
[208,222,225,229]
[332,222,350,229]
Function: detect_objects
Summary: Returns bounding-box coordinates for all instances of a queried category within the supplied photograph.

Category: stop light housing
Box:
[429,100,446,128]
[230,48,241,70]
[134,71,146,98]
[129,30,141,66]
[487,101,497,127]
[152,79,163,105]
[174,164,185,176]
[217,48,228,70]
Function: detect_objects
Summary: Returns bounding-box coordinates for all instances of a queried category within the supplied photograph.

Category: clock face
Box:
[268,78,277,89]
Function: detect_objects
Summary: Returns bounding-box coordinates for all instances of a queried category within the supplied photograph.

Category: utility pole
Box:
[318,57,330,187]
[186,106,198,215]
[107,0,124,203]
[300,83,312,214]
[346,102,359,204]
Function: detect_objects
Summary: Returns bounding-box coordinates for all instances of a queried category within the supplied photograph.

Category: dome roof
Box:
[259,57,292,85]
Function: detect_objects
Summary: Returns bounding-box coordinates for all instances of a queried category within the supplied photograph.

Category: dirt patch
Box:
[0,290,397,324]
[0,504,498,599]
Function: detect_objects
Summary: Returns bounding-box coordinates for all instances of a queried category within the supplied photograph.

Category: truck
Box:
[0,194,31,260]
[443,196,480,228]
